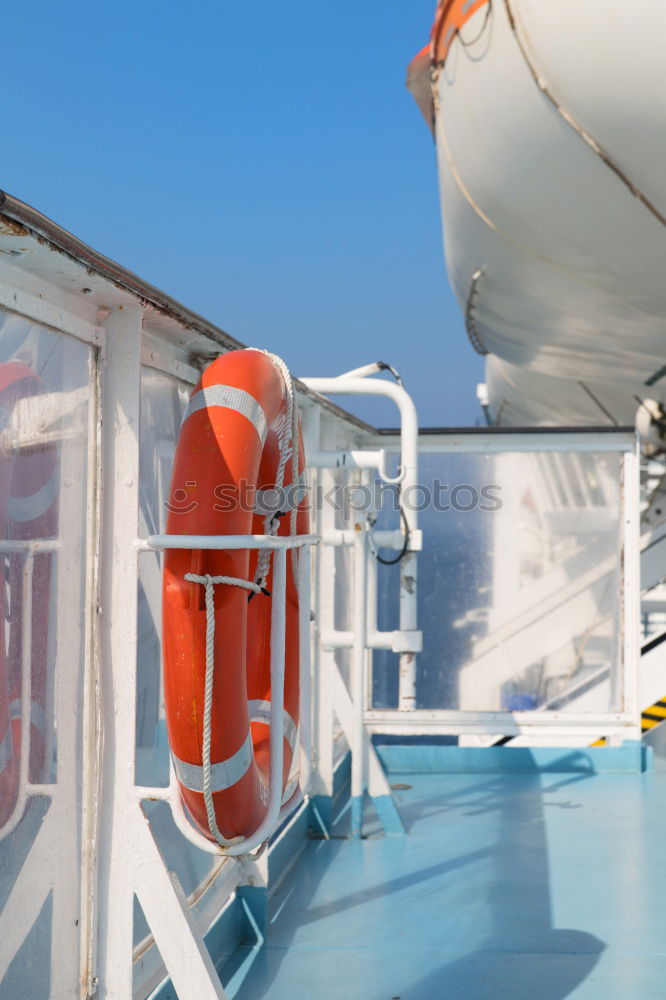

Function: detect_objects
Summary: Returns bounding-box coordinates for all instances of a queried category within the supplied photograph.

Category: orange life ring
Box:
[162,349,308,843]
[0,361,57,828]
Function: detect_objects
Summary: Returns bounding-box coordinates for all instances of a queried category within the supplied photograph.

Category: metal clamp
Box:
[390,630,423,654]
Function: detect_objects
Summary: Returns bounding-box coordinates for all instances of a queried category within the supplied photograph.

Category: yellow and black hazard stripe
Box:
[641,697,666,733]
[592,697,666,746]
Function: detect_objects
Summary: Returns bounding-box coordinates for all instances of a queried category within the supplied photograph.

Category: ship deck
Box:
[233,743,666,1000]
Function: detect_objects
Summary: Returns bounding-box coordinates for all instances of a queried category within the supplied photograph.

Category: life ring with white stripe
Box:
[0,361,58,828]
[162,349,308,844]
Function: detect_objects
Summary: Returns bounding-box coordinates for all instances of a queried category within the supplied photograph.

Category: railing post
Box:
[95,303,144,998]
[309,411,337,830]
[299,376,420,710]
[351,516,368,838]
[620,438,642,741]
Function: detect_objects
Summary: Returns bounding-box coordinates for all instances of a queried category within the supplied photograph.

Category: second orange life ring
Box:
[162,348,308,844]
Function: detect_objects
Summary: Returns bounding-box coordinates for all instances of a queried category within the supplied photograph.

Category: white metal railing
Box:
[300,370,422,838]
[303,425,643,843]
[0,540,60,844]
[312,509,422,837]
[300,374,421,709]
[362,429,642,746]
[307,448,405,484]
[135,532,317,857]
[350,513,368,837]
[318,526,423,654]
[0,491,86,998]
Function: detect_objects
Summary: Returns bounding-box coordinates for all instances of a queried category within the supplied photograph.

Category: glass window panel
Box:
[373,446,624,714]
[0,309,91,998]
[135,365,230,962]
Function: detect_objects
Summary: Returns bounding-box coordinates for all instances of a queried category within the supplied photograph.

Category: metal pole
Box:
[224,547,288,856]
[95,303,144,998]
[297,541,313,794]
[310,413,337,816]
[300,376,419,710]
[351,518,368,838]
[621,438,641,741]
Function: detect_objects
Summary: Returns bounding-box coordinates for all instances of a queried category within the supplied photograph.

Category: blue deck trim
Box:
[350,795,363,838]
[224,897,265,999]
[237,886,268,940]
[334,749,352,790]
[268,801,310,892]
[309,750,352,835]
[309,794,333,835]
[376,741,652,774]
[148,893,249,999]
[313,749,406,837]
[372,792,406,835]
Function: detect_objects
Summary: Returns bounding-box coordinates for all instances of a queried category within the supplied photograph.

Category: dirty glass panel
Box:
[641,581,666,643]
[333,467,357,697]
[136,365,190,789]
[372,465,402,709]
[0,309,90,998]
[375,448,623,713]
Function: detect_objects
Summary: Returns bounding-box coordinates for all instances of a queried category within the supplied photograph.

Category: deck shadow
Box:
[235,770,607,999]
[400,770,605,1000]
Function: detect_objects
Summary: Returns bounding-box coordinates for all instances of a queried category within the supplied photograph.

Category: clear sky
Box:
[2,1,484,427]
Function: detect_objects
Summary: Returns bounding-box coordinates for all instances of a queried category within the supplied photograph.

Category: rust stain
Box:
[0,213,29,237]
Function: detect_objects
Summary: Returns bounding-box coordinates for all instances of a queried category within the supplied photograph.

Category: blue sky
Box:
[2,1,483,426]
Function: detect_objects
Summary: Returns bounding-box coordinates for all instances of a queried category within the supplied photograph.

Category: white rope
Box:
[184,571,261,849]
[250,350,300,589]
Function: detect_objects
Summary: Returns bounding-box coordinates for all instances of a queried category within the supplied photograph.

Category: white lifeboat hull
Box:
[413,0,666,417]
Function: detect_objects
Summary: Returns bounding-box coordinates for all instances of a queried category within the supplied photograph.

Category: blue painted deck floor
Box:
[235,766,666,999]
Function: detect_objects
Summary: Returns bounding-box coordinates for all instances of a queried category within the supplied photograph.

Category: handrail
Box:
[300,374,420,709]
[0,545,64,843]
[139,533,318,552]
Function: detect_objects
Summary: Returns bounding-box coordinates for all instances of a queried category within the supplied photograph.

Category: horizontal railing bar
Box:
[367,430,638,454]
[307,449,383,469]
[322,529,404,549]
[322,629,421,652]
[138,533,319,552]
[364,710,637,737]
[0,540,61,553]
[365,710,633,724]
[25,784,57,797]
[133,786,171,801]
